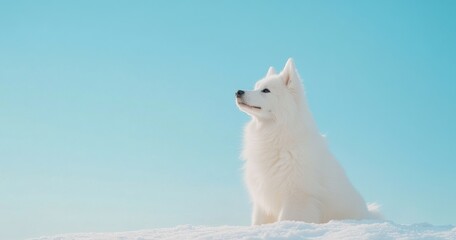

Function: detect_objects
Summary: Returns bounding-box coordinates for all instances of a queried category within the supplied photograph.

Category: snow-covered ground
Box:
[29,220,455,240]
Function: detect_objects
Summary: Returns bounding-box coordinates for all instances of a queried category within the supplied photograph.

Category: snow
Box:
[29,221,456,240]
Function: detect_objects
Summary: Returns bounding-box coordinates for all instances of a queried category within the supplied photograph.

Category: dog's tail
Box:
[367,202,384,220]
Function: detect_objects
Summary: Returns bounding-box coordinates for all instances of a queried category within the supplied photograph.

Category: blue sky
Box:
[1,1,455,239]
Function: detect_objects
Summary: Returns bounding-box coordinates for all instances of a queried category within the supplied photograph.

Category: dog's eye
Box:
[262,88,270,93]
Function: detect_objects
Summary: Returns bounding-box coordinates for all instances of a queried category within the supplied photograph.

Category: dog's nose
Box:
[236,90,245,98]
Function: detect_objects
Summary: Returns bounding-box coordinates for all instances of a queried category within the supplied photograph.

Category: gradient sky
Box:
[1,1,456,240]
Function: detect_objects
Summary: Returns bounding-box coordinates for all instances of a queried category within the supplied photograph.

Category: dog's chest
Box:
[245,143,306,191]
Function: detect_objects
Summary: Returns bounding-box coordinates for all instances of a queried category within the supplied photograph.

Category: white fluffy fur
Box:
[236,58,380,225]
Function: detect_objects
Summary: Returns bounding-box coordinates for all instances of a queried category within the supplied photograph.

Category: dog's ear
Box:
[280,58,299,88]
[266,66,276,77]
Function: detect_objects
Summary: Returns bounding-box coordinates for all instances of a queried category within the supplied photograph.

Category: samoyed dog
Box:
[236,58,380,225]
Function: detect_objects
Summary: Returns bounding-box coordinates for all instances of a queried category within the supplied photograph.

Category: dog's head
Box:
[235,58,304,122]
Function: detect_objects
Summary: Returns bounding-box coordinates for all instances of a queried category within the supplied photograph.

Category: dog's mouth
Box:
[237,100,261,110]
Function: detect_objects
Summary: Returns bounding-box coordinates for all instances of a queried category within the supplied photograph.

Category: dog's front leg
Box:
[278,197,322,223]
[251,204,276,225]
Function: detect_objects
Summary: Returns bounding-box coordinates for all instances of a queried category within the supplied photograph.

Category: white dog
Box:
[236,58,380,225]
